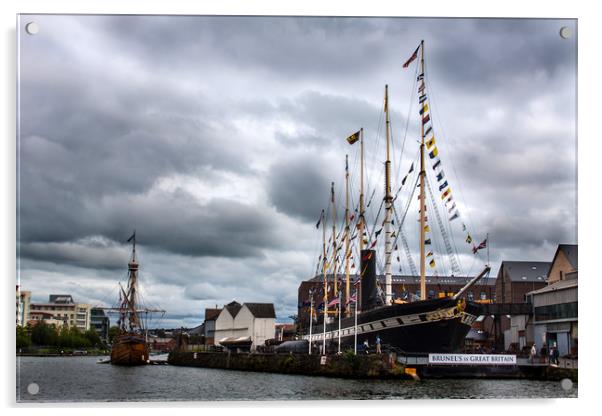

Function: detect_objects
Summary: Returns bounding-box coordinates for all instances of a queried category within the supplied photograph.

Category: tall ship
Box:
[302,41,490,354]
[108,232,164,365]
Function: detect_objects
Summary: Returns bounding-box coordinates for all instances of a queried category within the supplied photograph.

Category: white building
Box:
[29,294,91,331]
[214,301,276,351]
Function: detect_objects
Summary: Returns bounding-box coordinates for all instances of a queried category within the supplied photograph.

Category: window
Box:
[467,291,474,301]
[480,291,487,300]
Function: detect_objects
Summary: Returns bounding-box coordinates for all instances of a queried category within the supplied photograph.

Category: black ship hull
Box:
[303,297,481,354]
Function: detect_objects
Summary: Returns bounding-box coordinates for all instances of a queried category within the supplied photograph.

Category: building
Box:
[527,244,578,357]
[27,311,66,328]
[275,323,296,342]
[214,301,276,351]
[90,308,110,342]
[493,261,550,351]
[202,307,222,345]
[297,273,496,332]
[29,294,92,332]
[16,286,31,326]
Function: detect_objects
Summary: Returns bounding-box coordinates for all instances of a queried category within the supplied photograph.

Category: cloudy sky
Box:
[17,15,577,327]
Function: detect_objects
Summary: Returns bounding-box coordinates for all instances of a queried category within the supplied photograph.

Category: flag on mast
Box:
[346,130,361,145]
[402,45,420,68]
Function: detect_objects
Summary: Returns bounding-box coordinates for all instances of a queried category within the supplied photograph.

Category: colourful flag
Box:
[441,188,451,199]
[419,103,429,115]
[419,94,427,104]
[429,259,436,268]
[422,113,430,125]
[424,225,431,232]
[403,45,420,68]
[425,239,432,245]
[436,171,445,182]
[429,147,439,159]
[432,159,442,170]
[345,293,357,305]
[402,175,408,185]
[408,162,415,173]
[426,251,433,257]
[438,181,448,192]
[374,228,383,238]
[466,234,472,244]
[417,73,424,81]
[473,238,487,254]
[424,126,433,137]
[418,83,426,93]
[346,130,360,145]
[449,211,459,221]
[426,136,436,149]
[448,202,457,213]
[327,298,340,307]
[370,240,377,249]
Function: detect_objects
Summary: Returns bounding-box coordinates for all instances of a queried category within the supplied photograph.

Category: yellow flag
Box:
[346,130,360,145]
[424,225,431,232]
[429,259,436,268]
[426,136,436,149]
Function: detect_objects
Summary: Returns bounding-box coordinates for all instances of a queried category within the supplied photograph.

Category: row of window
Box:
[534,302,578,321]
[396,290,491,300]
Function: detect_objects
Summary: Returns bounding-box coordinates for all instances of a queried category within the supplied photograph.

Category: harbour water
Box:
[16,356,576,402]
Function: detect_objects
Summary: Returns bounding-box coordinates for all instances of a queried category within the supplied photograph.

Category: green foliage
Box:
[84,329,102,347]
[108,326,121,343]
[30,321,58,346]
[16,326,31,349]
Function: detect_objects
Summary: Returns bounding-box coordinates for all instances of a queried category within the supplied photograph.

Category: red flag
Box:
[403,45,420,68]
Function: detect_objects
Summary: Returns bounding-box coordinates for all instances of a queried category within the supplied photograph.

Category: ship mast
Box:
[357,128,365,313]
[330,182,338,306]
[384,85,393,305]
[344,154,351,317]
[321,209,328,320]
[419,40,427,300]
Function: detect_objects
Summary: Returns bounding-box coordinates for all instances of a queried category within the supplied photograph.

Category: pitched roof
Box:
[244,303,276,318]
[554,244,578,270]
[500,261,551,282]
[204,308,222,321]
[224,301,242,318]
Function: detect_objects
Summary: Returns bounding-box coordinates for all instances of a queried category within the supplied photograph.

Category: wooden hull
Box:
[110,334,149,366]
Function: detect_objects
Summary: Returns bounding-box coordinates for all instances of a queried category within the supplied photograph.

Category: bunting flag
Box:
[327,298,340,307]
[370,240,377,249]
[408,162,415,173]
[429,259,436,268]
[426,251,433,257]
[429,147,439,159]
[448,202,457,213]
[422,113,430,125]
[449,211,459,221]
[425,239,432,245]
[403,45,420,68]
[401,175,408,185]
[391,231,396,238]
[394,244,398,250]
[346,130,361,145]
[445,195,454,205]
[417,73,424,81]
[466,234,473,244]
[439,181,449,192]
[126,232,136,243]
[441,188,451,199]
[462,223,467,232]
[424,225,431,232]
[396,256,400,262]
[426,136,436,149]
[419,94,427,104]
[349,214,355,222]
[419,103,429,115]
[418,83,426,93]
[315,209,324,229]
[432,159,442,170]
[473,238,488,254]
[424,126,433,137]
[436,171,445,182]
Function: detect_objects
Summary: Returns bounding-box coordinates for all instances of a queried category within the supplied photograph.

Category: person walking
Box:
[376,335,382,354]
[530,343,537,364]
[363,339,370,354]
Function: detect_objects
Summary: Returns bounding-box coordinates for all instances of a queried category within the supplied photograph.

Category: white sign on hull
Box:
[428,354,517,365]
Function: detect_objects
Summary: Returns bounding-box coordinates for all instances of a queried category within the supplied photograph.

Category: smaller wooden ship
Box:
[108,232,164,365]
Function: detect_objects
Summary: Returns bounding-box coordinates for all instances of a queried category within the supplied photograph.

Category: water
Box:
[16,356,577,402]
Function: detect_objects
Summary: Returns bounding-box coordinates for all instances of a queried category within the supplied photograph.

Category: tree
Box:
[30,321,58,346]
[108,325,120,343]
[84,329,102,347]
[16,326,31,349]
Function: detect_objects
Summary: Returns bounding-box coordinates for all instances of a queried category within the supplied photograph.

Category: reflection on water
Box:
[16,356,577,402]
